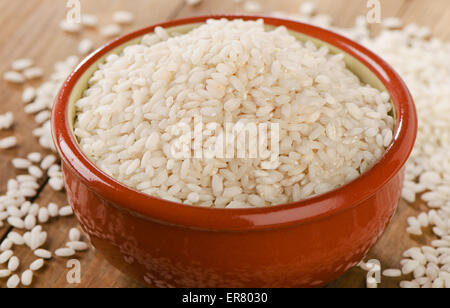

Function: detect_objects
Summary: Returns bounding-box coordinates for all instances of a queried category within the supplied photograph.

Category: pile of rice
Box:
[74,19,394,208]
[274,3,449,288]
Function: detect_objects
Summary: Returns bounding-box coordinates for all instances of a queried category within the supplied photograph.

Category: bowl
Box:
[51,15,417,288]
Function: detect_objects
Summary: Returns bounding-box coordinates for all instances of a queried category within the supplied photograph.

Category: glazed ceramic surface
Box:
[52,15,417,287]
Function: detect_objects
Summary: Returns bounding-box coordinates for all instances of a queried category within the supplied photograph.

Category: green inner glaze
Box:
[68,22,393,132]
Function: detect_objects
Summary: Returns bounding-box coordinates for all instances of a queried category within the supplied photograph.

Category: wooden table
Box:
[0,0,448,288]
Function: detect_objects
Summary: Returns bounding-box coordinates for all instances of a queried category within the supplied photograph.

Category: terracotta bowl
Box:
[51,15,417,288]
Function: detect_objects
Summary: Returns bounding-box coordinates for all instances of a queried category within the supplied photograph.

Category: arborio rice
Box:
[277,3,450,288]
[74,19,394,208]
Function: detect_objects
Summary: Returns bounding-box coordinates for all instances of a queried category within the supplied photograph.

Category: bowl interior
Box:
[54,16,415,231]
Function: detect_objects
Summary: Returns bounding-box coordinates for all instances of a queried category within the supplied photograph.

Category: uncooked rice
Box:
[78,38,94,55]
[22,87,37,103]
[74,19,394,209]
[54,247,75,258]
[59,20,82,33]
[273,3,449,289]
[0,1,448,288]
[112,11,135,25]
[382,269,402,278]
[8,256,20,272]
[0,136,18,149]
[34,249,52,260]
[244,1,263,13]
[58,206,73,216]
[7,232,24,246]
[27,152,42,163]
[100,24,121,38]
[29,258,44,271]
[23,67,44,80]
[11,58,34,71]
[21,270,33,286]
[66,241,89,251]
[0,112,14,130]
[3,71,25,84]
[81,14,99,27]
[185,0,203,6]
[69,228,81,242]
[6,274,20,289]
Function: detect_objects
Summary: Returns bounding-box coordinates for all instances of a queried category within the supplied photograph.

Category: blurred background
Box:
[0,0,449,288]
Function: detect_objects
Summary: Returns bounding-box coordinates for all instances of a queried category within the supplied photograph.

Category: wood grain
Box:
[0,0,448,288]
[0,0,185,289]
[7,185,142,288]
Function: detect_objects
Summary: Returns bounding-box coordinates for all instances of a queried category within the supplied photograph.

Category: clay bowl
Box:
[51,15,417,287]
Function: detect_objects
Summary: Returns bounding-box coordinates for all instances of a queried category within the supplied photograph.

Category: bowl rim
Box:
[51,14,417,231]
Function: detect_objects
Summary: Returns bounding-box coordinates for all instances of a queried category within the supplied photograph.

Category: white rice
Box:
[74,19,394,209]
[81,14,98,27]
[34,249,52,260]
[0,2,445,287]
[273,6,449,289]
[244,1,263,13]
[66,241,89,252]
[60,20,82,33]
[48,203,59,217]
[7,217,25,229]
[3,71,25,84]
[11,58,34,71]
[38,207,49,223]
[0,269,11,278]
[112,11,135,25]
[0,239,13,252]
[0,250,14,264]
[69,228,81,242]
[21,270,33,286]
[382,269,402,278]
[55,247,75,258]
[100,24,121,38]
[27,152,42,163]
[22,87,37,103]
[0,112,14,130]
[185,0,203,6]
[40,154,57,170]
[6,274,20,288]
[0,136,18,149]
[7,232,24,246]
[59,206,73,216]
[23,67,44,80]
[78,38,94,55]
[8,256,20,272]
[28,165,44,179]
[299,2,316,16]
[29,258,45,271]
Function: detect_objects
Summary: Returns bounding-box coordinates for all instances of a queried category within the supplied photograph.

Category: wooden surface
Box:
[0,0,448,288]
